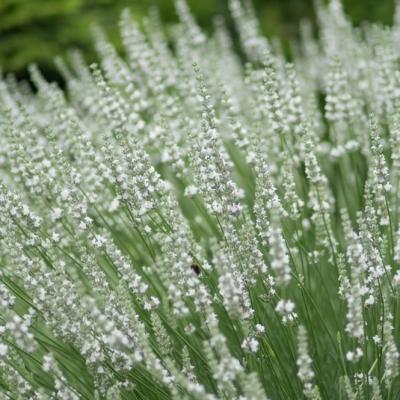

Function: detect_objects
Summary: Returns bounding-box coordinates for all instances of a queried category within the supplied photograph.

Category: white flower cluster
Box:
[297,326,321,399]
[0,0,399,398]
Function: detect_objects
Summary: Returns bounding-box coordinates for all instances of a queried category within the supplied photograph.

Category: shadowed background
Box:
[0,0,395,83]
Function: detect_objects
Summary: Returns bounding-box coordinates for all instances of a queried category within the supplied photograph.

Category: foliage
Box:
[0,0,400,399]
[0,0,395,80]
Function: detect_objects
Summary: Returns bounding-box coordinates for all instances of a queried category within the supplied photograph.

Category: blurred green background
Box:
[0,0,395,83]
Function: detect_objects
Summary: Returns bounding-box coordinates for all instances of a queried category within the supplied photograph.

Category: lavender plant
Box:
[0,0,399,398]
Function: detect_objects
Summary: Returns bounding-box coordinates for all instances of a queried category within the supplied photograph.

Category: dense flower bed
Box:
[0,0,399,398]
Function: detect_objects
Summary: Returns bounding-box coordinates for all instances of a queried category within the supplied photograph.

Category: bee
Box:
[190,263,201,276]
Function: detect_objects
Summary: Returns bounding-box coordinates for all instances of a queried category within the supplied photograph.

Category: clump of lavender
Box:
[0,1,400,399]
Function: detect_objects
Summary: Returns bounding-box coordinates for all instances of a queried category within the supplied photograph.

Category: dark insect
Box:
[190,263,201,275]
